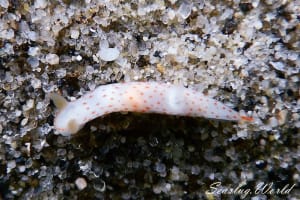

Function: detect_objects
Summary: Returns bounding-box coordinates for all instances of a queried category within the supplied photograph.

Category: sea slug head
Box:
[54,111,82,136]
[49,93,82,136]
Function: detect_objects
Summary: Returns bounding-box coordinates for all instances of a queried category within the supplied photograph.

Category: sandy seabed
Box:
[0,0,299,199]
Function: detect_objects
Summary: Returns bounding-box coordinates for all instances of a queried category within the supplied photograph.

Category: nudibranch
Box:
[49,82,253,136]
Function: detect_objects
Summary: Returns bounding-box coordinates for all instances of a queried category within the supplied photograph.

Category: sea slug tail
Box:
[240,115,254,122]
[49,93,68,110]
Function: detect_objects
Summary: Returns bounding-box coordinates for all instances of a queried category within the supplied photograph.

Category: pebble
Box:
[55,69,66,78]
[28,47,40,56]
[270,61,285,72]
[98,47,120,61]
[21,118,29,126]
[237,130,248,138]
[31,78,42,89]
[70,29,80,39]
[0,29,14,40]
[177,2,192,19]
[23,99,34,111]
[268,117,279,128]
[75,177,87,190]
[75,55,82,61]
[277,110,287,125]
[191,165,200,175]
[27,57,40,69]
[18,165,26,173]
[154,162,166,174]
[45,53,59,65]
[34,0,47,9]
[7,160,16,173]
[0,0,9,8]
[93,179,106,192]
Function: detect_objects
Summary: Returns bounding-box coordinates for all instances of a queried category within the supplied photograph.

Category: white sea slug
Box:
[50,82,253,136]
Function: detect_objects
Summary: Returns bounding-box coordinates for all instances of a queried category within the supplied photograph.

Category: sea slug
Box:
[50,82,253,136]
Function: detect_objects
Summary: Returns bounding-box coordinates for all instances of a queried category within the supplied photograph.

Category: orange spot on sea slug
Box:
[240,116,254,122]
